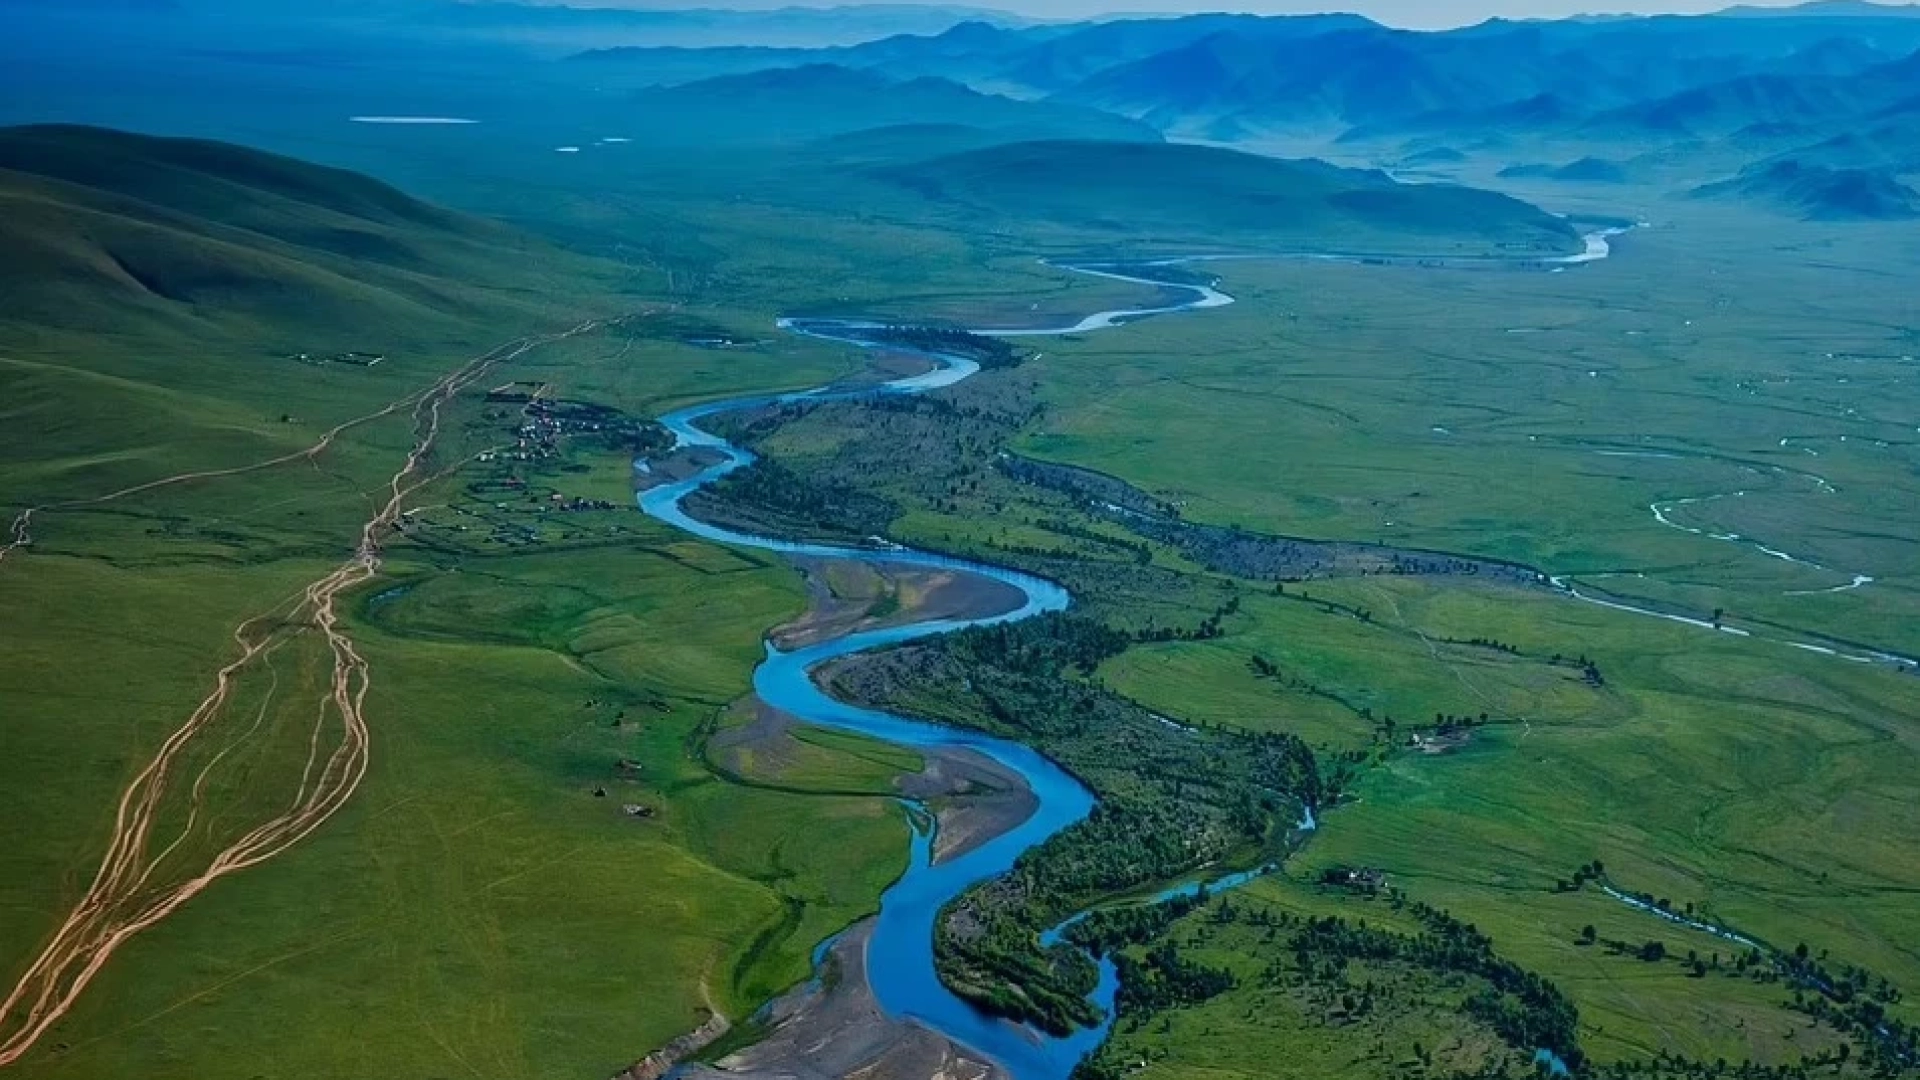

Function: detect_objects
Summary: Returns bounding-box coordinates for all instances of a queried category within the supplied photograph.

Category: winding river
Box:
[638,264,1231,1079]
[633,238,1678,1079]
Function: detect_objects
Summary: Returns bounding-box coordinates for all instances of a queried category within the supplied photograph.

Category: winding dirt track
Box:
[0,321,603,1066]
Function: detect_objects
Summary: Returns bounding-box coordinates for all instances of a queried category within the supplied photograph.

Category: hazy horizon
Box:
[1053,0,1876,26]
[516,0,1917,30]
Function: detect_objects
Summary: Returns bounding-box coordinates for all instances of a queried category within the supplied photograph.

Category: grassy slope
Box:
[0,124,570,338]
[875,139,1585,255]
[0,127,919,1079]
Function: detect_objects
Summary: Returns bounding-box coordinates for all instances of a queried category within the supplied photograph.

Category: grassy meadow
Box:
[1015,205,1920,657]
[0,152,971,1076]
[1099,571,1920,1063]
[970,198,1920,1065]
[667,181,1920,1071]
[5,108,1919,1080]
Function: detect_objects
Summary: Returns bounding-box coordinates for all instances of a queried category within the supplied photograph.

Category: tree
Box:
[1580,925,1598,946]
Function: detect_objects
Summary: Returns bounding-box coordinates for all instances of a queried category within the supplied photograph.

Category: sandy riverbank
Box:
[678,921,1008,1080]
[770,557,1027,652]
[671,559,1038,1080]
[633,445,728,492]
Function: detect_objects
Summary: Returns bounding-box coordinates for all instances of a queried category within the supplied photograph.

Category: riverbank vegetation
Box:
[684,210,1920,1077]
[9,104,1920,1080]
[822,612,1323,1033]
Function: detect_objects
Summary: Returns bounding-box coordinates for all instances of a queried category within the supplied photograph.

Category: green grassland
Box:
[1084,871,1859,1080]
[676,182,1920,1072]
[8,111,1920,1080]
[0,344,917,1077]
[0,129,940,1078]
[1101,581,1617,753]
[1099,571,1920,1063]
[1014,206,1920,657]
[987,201,1920,1066]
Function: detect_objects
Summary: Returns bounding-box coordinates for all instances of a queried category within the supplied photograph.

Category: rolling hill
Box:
[1767,121,1920,174]
[624,64,1159,145]
[0,124,579,335]
[1588,72,1881,136]
[873,139,1584,252]
[1693,157,1920,218]
[1498,156,1633,182]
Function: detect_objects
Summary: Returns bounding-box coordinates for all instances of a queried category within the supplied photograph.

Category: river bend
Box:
[637,245,1633,1078]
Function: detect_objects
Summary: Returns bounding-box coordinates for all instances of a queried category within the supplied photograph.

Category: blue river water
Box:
[636,243,1614,1078]
[636,263,1233,1079]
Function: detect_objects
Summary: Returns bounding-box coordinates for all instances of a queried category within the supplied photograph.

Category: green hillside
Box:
[876,139,1584,253]
[0,125,921,1080]
[0,124,576,336]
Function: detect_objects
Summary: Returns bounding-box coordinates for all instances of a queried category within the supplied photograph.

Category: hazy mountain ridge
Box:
[557,1,1920,213]
[10,0,1918,228]
[1693,157,1920,217]
[624,63,1161,144]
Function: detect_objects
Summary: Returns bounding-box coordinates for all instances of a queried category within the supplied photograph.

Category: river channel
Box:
[637,245,1617,1078]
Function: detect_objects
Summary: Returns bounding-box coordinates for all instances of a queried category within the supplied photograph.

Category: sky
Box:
[534,0,1916,31]
[1006,1,1872,27]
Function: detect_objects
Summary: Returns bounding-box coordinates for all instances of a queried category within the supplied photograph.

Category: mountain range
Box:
[558,2,1920,219]
[5,1,1917,224]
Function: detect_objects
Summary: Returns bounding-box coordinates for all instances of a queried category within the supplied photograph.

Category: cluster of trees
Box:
[997,453,1179,520]
[1594,1046,1883,1080]
[1134,594,1239,643]
[867,325,1026,369]
[1553,860,1606,893]
[1430,712,1491,734]
[702,352,1039,526]
[1574,885,1914,1072]
[948,613,1132,677]
[1080,892,1587,1080]
[1390,895,1582,1060]
[834,614,1324,1036]
[1033,516,1153,564]
[1114,942,1236,1014]
[1064,888,1213,958]
[1547,652,1606,686]
[934,793,1258,1033]
[1778,949,1916,1072]
[1135,619,1225,643]
[1061,499,1542,588]
[1447,636,1523,655]
[934,897,1103,1034]
[688,457,897,539]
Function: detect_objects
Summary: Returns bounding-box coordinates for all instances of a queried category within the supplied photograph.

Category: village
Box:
[389,381,673,554]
